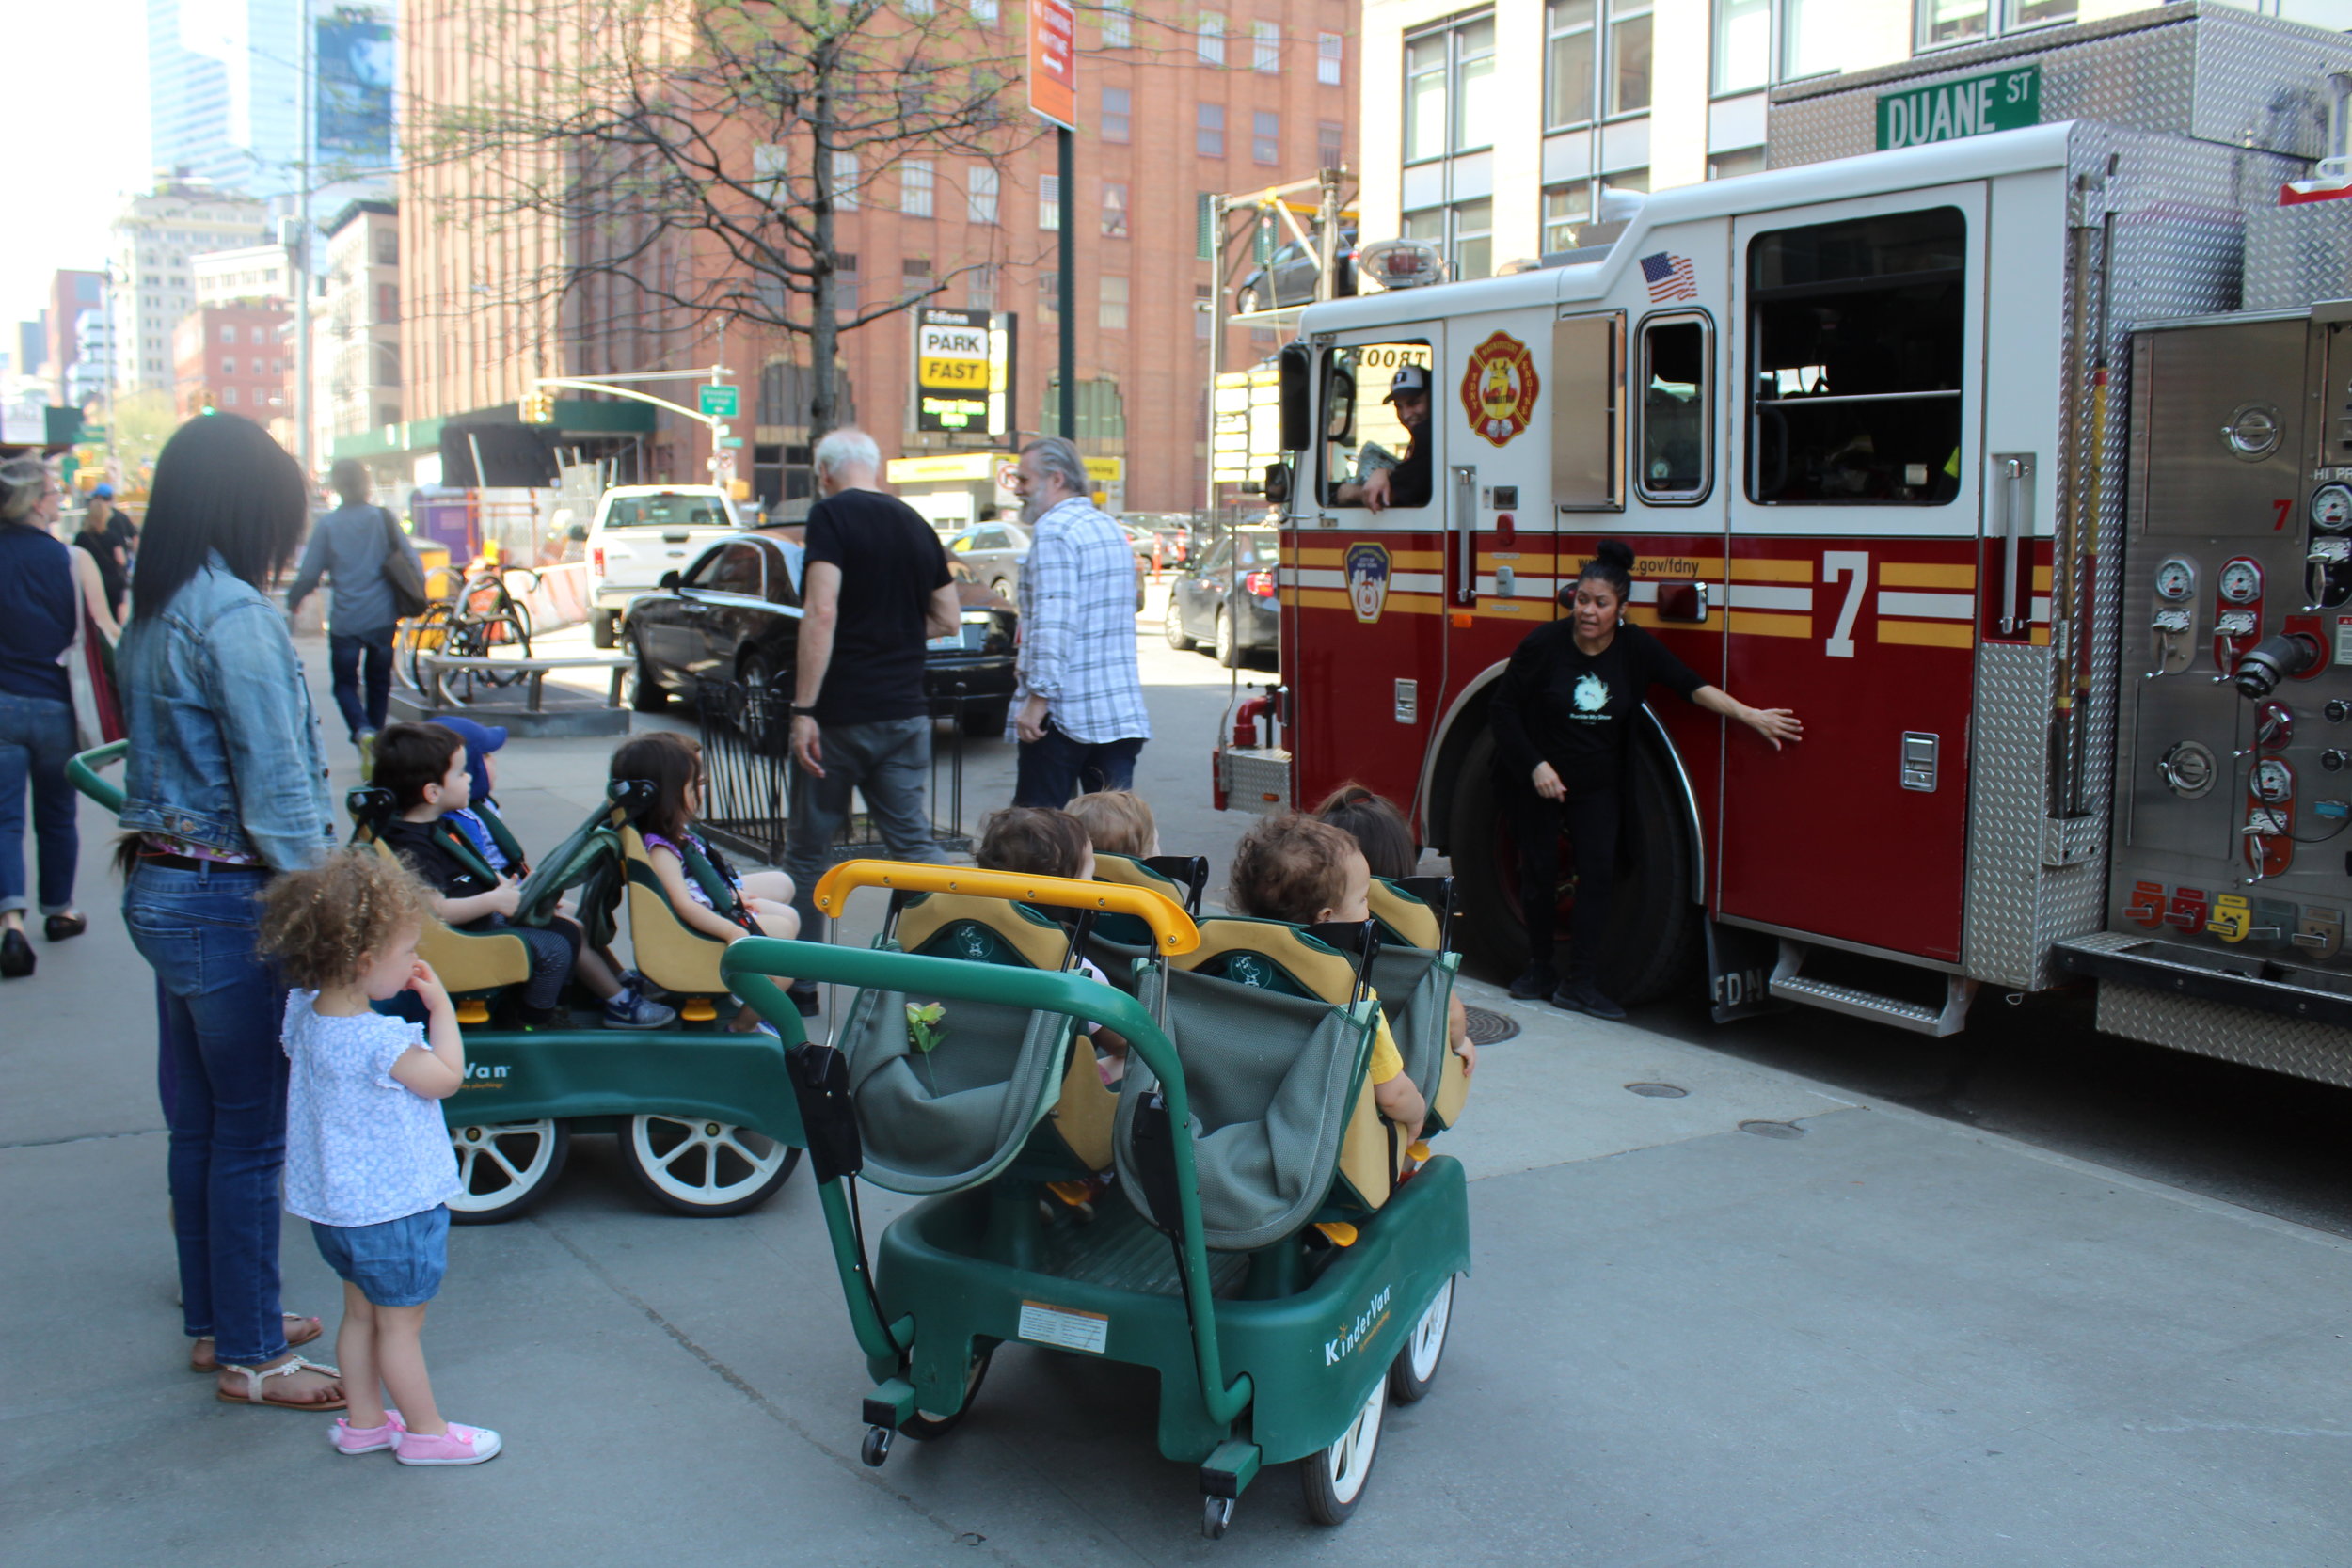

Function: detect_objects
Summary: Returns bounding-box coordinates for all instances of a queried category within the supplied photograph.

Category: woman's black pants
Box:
[1509,784,1621,976]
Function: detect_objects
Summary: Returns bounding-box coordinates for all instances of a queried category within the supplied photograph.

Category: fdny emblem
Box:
[1345,543,1391,625]
[1459,330,1540,449]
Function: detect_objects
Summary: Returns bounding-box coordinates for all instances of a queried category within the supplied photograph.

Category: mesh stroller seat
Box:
[843,893,1103,1193]
[1113,919,1394,1252]
[1362,879,1470,1136]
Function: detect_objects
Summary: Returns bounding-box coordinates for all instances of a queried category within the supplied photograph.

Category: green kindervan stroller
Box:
[724,859,1470,1539]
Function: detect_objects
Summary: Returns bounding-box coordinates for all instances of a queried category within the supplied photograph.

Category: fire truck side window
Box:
[1321,341,1434,508]
[1638,315,1710,502]
[1746,206,1965,506]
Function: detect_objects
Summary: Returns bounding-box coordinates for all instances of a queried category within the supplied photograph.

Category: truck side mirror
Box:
[660,570,682,591]
[1263,463,1292,505]
[1279,341,1312,451]
[1325,370,1357,446]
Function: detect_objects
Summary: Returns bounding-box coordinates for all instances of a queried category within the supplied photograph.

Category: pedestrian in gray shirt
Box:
[288,458,422,753]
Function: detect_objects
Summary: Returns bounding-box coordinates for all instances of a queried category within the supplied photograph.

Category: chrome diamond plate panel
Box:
[2097,979,2352,1088]
[1769,4,2349,170]
[1963,642,2063,988]
[2246,201,2352,315]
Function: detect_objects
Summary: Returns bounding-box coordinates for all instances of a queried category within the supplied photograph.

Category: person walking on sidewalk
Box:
[0,459,93,978]
[1006,436,1151,807]
[288,458,422,763]
[785,429,959,945]
[119,413,345,1411]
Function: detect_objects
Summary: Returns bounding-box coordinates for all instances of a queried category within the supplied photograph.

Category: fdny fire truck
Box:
[1219,5,2352,1085]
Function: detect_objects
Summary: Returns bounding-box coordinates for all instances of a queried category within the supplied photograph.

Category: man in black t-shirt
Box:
[1336,364,1433,513]
[785,428,961,940]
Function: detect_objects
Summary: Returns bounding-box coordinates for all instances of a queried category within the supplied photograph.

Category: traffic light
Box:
[196,388,217,415]
[518,388,555,423]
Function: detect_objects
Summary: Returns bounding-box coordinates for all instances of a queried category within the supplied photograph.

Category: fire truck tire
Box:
[1447,727,1700,1006]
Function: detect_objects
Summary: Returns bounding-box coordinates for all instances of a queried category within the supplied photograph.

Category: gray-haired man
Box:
[786,429,961,940]
[1007,436,1151,807]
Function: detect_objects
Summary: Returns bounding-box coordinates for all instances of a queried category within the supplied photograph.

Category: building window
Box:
[1712,0,1769,94]
[375,283,398,325]
[901,258,932,302]
[832,150,861,209]
[1406,16,1494,161]
[1547,2,1595,129]
[220,356,234,375]
[1317,31,1343,86]
[967,165,999,223]
[1100,275,1129,330]
[373,229,398,264]
[1195,282,1212,338]
[1197,102,1225,158]
[1103,181,1129,237]
[1040,174,1061,230]
[1920,0,2074,51]
[1318,119,1344,171]
[1454,198,1493,281]
[1197,194,1216,260]
[1103,1,1131,48]
[1253,20,1280,72]
[1746,206,1966,506]
[1610,0,1652,116]
[377,403,400,428]
[222,386,238,405]
[1103,87,1131,143]
[1041,272,1060,316]
[1542,181,1589,252]
[1708,147,1767,181]
[1198,12,1225,65]
[901,159,934,217]
[1041,376,1127,447]
[375,343,400,387]
[971,0,997,22]
[1253,110,1280,166]
[219,325,236,344]
[1780,0,1843,79]
[968,263,997,310]
[834,255,861,318]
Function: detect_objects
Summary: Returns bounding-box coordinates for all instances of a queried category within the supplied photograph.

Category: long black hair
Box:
[1558,537,1635,609]
[131,414,308,616]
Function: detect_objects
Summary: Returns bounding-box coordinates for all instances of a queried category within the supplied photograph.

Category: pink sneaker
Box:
[330,1410,405,1455]
[392,1420,502,1466]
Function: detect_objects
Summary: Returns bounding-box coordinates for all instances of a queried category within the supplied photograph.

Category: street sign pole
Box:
[1058,126,1075,442]
[1028,0,1079,443]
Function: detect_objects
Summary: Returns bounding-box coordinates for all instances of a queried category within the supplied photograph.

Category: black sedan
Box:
[1165,530,1279,668]
[624,532,1018,736]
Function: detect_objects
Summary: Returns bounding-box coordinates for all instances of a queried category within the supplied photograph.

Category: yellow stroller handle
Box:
[813,859,1201,955]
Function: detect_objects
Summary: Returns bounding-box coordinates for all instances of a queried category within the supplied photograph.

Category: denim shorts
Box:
[310,1205,450,1307]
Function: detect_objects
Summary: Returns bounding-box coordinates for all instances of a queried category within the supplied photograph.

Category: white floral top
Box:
[280,991,460,1228]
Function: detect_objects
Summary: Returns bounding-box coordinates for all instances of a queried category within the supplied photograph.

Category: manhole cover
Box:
[1624,1082,1688,1099]
[1738,1119,1806,1140]
[1462,1006,1520,1045]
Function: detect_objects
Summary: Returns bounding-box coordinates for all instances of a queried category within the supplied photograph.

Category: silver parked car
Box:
[943,521,1032,601]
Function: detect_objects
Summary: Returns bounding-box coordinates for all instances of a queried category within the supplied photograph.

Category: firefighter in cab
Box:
[1336,365,1432,514]
[1490,540,1803,1020]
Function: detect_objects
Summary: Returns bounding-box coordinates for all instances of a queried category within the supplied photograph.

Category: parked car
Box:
[623,532,1018,736]
[1165,529,1279,668]
[1124,512,1197,568]
[1234,230,1359,315]
[584,485,750,649]
[946,518,1147,611]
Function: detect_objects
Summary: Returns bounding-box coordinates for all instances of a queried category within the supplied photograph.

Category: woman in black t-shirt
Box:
[1488,540,1802,1020]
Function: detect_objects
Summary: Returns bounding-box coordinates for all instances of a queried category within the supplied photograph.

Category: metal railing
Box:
[692,681,972,867]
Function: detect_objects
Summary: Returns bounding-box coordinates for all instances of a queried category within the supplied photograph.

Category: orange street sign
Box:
[1027,0,1076,130]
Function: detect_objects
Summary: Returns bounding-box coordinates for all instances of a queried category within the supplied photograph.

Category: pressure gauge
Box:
[2219,560,2263,604]
[2253,757,2296,803]
[2154,559,2195,601]
[2314,484,2352,532]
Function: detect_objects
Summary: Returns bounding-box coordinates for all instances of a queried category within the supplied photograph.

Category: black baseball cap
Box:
[1384,365,1432,403]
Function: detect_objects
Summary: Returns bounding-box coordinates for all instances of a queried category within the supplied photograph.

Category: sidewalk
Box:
[3,643,2346,1563]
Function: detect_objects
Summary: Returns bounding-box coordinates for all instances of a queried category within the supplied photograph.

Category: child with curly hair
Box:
[258,848,501,1465]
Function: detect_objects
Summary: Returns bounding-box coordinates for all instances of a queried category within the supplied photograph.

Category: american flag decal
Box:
[1640,251,1698,302]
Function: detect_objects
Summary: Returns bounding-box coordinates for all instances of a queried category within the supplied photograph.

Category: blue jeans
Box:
[785,715,940,939]
[123,859,296,1367]
[312,1206,450,1307]
[328,626,396,741]
[0,690,78,916]
[1012,719,1145,809]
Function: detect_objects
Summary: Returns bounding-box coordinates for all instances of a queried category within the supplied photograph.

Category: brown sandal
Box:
[189,1314,325,1372]
[216,1354,346,1411]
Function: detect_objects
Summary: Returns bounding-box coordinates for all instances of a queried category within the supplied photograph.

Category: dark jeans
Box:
[328,626,396,740]
[1012,720,1145,809]
[469,912,583,1014]
[1509,784,1621,978]
[123,860,295,1367]
[785,715,939,939]
[0,690,77,916]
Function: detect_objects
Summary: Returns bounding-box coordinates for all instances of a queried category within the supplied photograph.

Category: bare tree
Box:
[407,0,1034,439]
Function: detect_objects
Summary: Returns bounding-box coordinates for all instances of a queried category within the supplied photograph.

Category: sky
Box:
[7,0,152,334]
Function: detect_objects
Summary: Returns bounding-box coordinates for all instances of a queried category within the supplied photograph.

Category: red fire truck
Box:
[1218,6,2352,1085]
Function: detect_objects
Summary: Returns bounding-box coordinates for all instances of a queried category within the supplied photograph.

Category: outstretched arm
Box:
[1692,685,1803,749]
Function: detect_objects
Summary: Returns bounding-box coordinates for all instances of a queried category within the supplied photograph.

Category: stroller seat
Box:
[346,787,532,1005]
[1362,878,1470,1136]
[1088,854,1209,994]
[618,824,732,1002]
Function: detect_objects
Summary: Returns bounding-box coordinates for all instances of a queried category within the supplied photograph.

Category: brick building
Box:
[173,303,292,421]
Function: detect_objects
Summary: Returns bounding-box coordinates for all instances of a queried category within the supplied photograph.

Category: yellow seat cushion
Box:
[360,839,532,995]
[619,826,731,994]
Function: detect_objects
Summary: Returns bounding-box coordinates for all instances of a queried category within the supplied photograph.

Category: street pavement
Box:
[4,583,2348,1564]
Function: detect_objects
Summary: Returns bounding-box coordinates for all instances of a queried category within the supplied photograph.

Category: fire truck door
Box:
[1718,185,1989,963]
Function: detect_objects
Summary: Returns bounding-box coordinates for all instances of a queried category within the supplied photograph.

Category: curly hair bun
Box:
[1595,537,1635,569]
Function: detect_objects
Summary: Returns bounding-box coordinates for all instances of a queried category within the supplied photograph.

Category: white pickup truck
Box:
[583,485,750,648]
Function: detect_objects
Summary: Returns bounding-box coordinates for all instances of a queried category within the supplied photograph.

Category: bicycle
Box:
[399,553,538,699]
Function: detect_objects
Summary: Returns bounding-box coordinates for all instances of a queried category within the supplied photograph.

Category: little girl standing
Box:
[258,848,502,1465]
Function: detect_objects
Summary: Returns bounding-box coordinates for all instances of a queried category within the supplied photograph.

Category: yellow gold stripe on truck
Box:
[1725,610,1812,638]
[1879,562,1976,589]
[1730,559,1814,583]
[1624,607,1724,634]
[1287,589,1448,616]
[2032,565,2053,591]
[1878,619,1976,649]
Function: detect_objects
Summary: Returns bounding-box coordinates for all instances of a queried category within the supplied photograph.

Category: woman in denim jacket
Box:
[119,414,345,1410]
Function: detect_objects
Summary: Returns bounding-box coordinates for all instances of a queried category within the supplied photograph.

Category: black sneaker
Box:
[1507,962,1559,1001]
[1550,976,1628,1022]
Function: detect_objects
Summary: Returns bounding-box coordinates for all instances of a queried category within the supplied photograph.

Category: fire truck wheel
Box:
[1447,726,1700,1006]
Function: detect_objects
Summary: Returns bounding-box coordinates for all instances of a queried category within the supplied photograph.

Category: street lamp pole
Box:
[294,1,313,480]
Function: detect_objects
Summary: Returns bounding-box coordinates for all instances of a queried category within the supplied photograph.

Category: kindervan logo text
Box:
[1323,1283,1392,1366]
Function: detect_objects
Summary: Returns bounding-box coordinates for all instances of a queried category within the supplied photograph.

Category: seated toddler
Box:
[976,807,1130,1083]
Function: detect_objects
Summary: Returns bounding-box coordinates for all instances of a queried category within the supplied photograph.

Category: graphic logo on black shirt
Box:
[1573,673,1611,716]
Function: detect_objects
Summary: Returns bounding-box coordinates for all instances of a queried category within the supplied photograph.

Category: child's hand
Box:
[486,875,521,917]
[1453,1038,1478,1079]
[407,958,453,1013]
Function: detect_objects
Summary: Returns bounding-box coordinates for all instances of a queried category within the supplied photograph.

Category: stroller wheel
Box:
[861,1425,894,1467]
[1388,1275,1456,1403]
[1200,1496,1235,1539]
[899,1343,994,1440]
[1300,1376,1388,1526]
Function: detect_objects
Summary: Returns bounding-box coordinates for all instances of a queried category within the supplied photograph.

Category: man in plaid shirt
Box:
[1008,436,1152,806]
